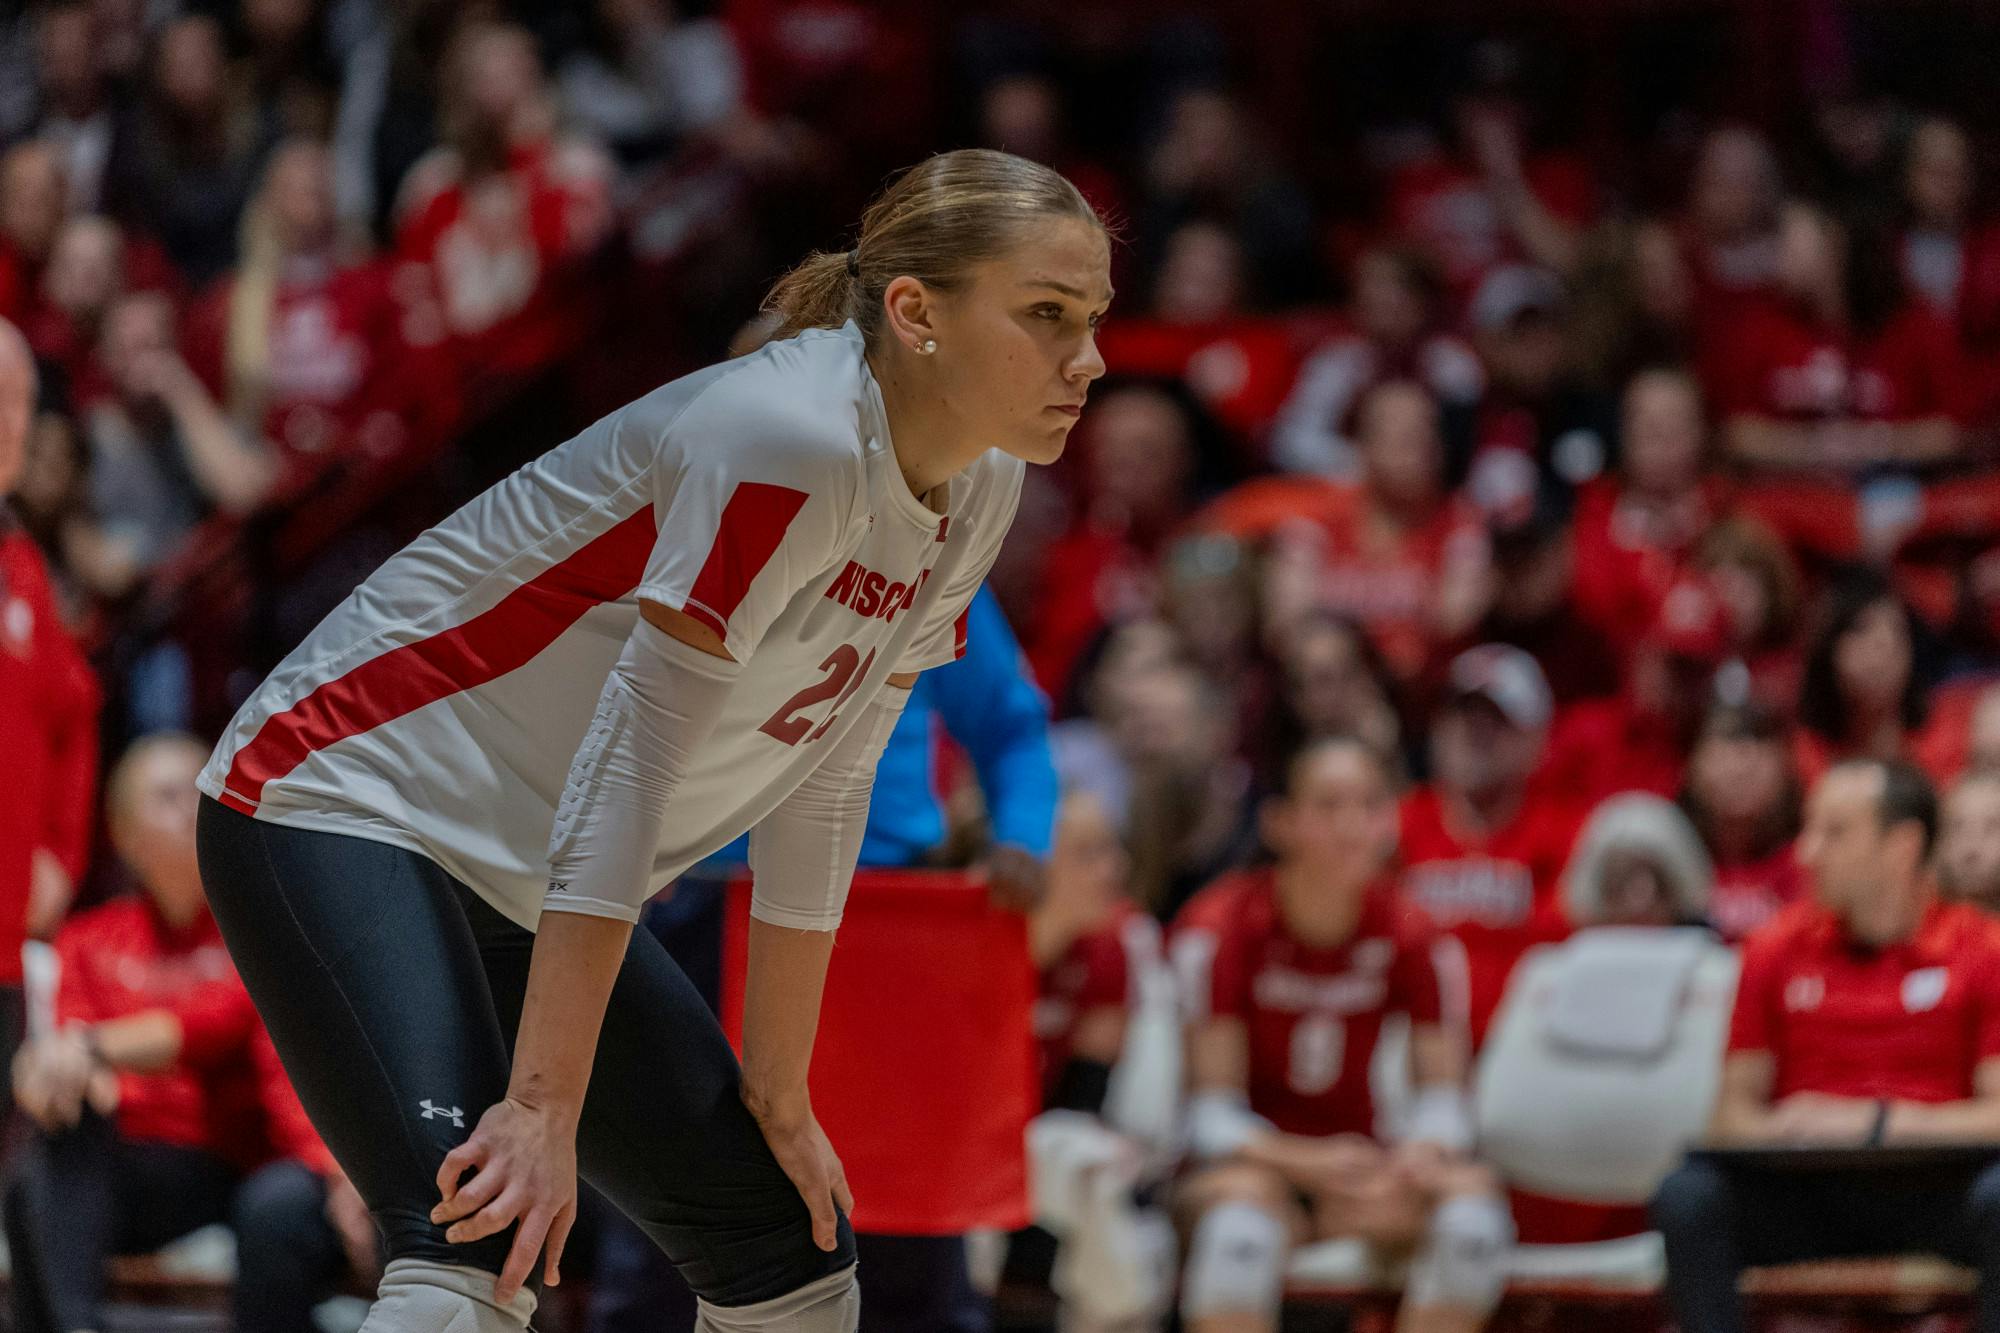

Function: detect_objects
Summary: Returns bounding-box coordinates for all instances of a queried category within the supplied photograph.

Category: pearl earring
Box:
[918,339,937,355]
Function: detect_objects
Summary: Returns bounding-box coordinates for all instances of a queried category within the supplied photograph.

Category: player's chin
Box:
[1010,418,1075,466]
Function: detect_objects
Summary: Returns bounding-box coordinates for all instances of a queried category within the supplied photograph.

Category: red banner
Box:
[721,871,1037,1235]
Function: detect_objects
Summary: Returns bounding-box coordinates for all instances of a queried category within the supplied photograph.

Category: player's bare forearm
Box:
[1706,1051,1782,1144]
[1886,1061,2000,1142]
[88,1010,184,1073]
[741,917,836,1122]
[508,912,633,1126]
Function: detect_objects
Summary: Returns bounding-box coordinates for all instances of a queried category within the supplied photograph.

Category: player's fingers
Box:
[435,1141,487,1203]
[446,1184,525,1245]
[542,1204,576,1287]
[495,1207,551,1305]
[831,1163,855,1217]
[432,1160,507,1225]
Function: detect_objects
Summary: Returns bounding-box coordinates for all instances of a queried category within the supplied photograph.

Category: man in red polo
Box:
[0,315,97,1076]
[1651,758,2000,1333]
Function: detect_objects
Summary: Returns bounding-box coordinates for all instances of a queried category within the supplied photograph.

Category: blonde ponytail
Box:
[760,148,1105,348]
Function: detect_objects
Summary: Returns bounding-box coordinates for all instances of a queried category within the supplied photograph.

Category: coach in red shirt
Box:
[1651,758,2000,1333]
[0,316,97,1069]
[3,736,375,1333]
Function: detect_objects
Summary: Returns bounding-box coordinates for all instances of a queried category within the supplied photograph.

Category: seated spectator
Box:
[1681,703,1806,941]
[394,20,615,396]
[0,141,69,324]
[1159,532,1275,760]
[1136,86,1318,310]
[23,1,119,213]
[1463,265,1617,490]
[1795,571,1955,784]
[1047,618,1181,825]
[1899,117,2000,344]
[1652,759,2000,1333]
[1569,219,1698,385]
[1398,645,1579,1048]
[1542,575,1731,805]
[1504,791,1715,1245]
[557,0,747,180]
[1677,126,1784,339]
[1712,200,1967,475]
[1937,770,2000,912]
[1257,612,1405,791]
[1382,42,1595,296]
[1571,368,1719,658]
[85,290,275,590]
[1024,380,1203,697]
[1173,737,1511,1333]
[183,137,440,492]
[1692,516,1804,710]
[103,15,275,285]
[1203,378,1490,685]
[3,734,374,1333]
[1469,468,1623,703]
[1269,247,1483,478]
[1119,661,1259,918]
[1094,217,1300,450]
[1031,792,1146,1108]
[974,71,1125,235]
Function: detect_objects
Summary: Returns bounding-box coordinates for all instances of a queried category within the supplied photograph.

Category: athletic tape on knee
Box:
[357,1259,535,1333]
[1404,1194,1513,1314]
[693,1264,858,1332]
[1179,1200,1287,1320]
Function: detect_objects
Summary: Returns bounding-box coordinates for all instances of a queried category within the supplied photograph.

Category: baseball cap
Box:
[1444,643,1554,730]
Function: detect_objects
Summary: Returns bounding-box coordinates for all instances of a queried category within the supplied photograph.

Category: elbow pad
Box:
[747,683,910,931]
[543,619,741,923]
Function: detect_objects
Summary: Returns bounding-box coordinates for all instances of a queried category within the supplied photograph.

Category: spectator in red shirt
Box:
[2,735,375,1333]
[1795,571,1957,785]
[1680,703,1806,942]
[393,21,615,397]
[1029,792,1145,1111]
[1269,247,1484,478]
[1205,379,1491,685]
[183,138,446,499]
[1020,380,1203,697]
[1571,369,1718,658]
[0,142,69,325]
[1938,771,2000,915]
[1678,127,1784,338]
[1714,200,1967,475]
[1899,117,2000,419]
[1542,574,1732,807]
[1094,218,1301,451]
[1398,645,1580,1047]
[1172,737,1509,1333]
[1468,468,1624,704]
[1652,759,2000,1333]
[1693,517,1805,711]
[0,317,96,1069]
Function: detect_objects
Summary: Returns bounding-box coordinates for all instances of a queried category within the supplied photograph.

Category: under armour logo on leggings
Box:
[419,1099,465,1127]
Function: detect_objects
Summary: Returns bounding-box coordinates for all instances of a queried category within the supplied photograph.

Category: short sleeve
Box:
[896,458,1022,673]
[1390,930,1447,1028]
[1172,910,1249,1024]
[1728,930,1781,1055]
[635,391,862,664]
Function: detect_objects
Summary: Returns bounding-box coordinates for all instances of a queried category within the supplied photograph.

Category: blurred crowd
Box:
[14,0,2000,1329]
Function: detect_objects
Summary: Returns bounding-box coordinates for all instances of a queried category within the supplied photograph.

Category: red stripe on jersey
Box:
[952,604,970,660]
[223,507,659,810]
[679,482,811,639]
[936,516,950,543]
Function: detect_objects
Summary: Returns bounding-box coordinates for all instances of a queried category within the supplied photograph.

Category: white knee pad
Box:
[1404,1194,1513,1314]
[694,1265,859,1332]
[1179,1200,1288,1320]
[357,1259,535,1333]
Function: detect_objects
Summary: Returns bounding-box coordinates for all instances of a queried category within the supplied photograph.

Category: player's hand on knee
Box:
[431,1095,579,1301]
[749,1099,853,1253]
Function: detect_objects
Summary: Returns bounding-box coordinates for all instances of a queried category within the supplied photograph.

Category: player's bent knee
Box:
[693,1264,858,1332]
[1180,1199,1289,1320]
[1404,1193,1513,1314]
[357,1259,535,1333]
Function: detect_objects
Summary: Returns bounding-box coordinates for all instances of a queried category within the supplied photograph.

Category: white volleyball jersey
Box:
[197,322,1023,930]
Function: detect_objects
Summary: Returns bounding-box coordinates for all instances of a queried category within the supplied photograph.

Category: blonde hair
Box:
[762,148,1105,344]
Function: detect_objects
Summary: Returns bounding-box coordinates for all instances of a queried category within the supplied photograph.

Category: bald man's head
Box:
[0,318,35,499]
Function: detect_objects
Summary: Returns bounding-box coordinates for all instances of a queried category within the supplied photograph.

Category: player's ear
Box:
[882,275,938,356]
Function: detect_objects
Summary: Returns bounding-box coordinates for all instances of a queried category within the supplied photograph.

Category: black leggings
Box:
[194,796,854,1308]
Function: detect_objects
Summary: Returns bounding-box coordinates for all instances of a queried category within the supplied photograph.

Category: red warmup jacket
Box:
[0,524,98,987]
[53,898,335,1175]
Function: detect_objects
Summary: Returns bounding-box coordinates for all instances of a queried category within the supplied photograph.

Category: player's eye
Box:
[1033,304,1065,322]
